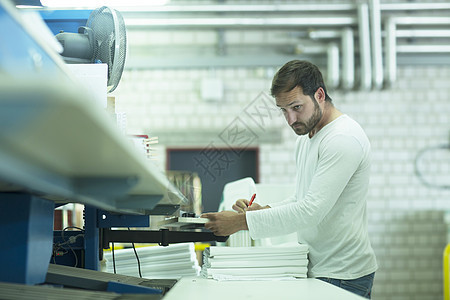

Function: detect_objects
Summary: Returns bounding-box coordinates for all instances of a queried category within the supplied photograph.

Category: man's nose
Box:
[286,111,296,126]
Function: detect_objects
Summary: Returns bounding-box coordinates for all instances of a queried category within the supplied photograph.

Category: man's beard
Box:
[291,98,322,136]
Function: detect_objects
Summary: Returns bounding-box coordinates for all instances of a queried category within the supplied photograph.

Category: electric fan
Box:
[56,6,127,93]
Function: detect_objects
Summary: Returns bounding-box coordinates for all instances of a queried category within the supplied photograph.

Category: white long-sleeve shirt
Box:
[246,114,378,279]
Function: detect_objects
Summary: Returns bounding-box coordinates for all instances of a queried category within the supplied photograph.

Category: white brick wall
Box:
[113,64,450,299]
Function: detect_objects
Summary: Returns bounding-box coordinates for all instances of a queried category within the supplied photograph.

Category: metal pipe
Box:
[369,0,383,89]
[341,28,354,90]
[393,17,450,25]
[308,28,355,90]
[381,3,450,11]
[114,2,450,90]
[327,43,340,89]
[124,16,357,28]
[384,17,396,88]
[384,17,450,87]
[358,3,372,90]
[295,43,340,89]
[38,2,450,14]
[397,45,450,53]
[115,3,450,13]
[309,30,342,40]
[295,44,328,54]
[118,4,357,13]
[396,29,450,38]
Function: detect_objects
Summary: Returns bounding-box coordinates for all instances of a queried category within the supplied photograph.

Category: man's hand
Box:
[232,199,270,213]
[201,211,248,236]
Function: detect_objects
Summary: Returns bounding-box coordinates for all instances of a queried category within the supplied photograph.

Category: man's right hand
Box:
[232,199,270,213]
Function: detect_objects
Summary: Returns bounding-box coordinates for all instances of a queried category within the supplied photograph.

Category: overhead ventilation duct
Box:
[124,16,356,28]
[384,16,450,87]
[341,28,355,90]
[369,0,383,90]
[358,3,372,90]
[384,17,397,88]
[120,3,357,13]
[308,28,355,90]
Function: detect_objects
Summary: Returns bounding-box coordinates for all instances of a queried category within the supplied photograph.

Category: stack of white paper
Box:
[201,244,309,281]
[104,243,200,279]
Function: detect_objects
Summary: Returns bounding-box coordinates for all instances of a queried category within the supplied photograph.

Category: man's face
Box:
[276,86,322,136]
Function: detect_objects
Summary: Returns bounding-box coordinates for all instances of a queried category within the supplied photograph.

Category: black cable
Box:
[61,226,84,244]
[131,242,142,278]
[414,144,450,189]
[60,226,84,267]
[129,227,142,278]
[63,226,84,231]
[112,242,116,274]
[67,242,78,268]
[53,248,56,264]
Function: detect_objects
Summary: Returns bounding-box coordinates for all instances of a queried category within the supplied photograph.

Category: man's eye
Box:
[293,105,302,110]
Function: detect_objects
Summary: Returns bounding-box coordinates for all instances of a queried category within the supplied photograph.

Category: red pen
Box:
[248,193,256,207]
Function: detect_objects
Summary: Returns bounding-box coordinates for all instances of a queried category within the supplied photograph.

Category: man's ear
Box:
[315,87,326,103]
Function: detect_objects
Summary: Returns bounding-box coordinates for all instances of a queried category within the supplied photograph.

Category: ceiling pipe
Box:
[114,2,450,91]
[396,29,450,38]
[380,3,450,11]
[308,31,341,39]
[384,17,396,88]
[295,43,340,90]
[393,16,450,25]
[308,28,355,90]
[358,3,372,90]
[384,16,450,87]
[369,0,383,90]
[327,43,340,89]
[341,28,355,90]
[119,4,357,13]
[111,2,450,13]
[124,16,356,28]
[397,45,450,53]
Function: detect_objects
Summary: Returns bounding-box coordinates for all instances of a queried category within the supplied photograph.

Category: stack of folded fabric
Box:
[201,244,308,280]
[103,243,200,279]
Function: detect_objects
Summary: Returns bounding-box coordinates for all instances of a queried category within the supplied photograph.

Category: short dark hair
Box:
[270,60,332,102]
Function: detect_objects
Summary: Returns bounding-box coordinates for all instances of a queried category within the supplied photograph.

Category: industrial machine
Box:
[0,1,226,298]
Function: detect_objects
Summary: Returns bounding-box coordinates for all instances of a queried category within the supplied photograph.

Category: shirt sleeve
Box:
[268,194,296,208]
[246,134,365,239]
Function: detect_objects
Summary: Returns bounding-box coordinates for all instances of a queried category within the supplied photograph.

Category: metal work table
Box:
[163,277,366,300]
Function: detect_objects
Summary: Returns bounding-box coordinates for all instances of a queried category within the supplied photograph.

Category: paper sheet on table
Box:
[212,274,302,281]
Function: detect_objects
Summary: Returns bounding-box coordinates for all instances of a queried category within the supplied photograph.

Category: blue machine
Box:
[0,0,153,289]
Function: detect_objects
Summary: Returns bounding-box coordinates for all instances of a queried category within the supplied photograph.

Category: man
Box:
[202,60,378,299]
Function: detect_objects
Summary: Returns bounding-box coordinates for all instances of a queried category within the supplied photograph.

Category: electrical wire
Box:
[62,226,84,267]
[128,227,142,278]
[112,242,116,274]
[414,144,450,189]
[52,244,68,264]
[52,226,84,267]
